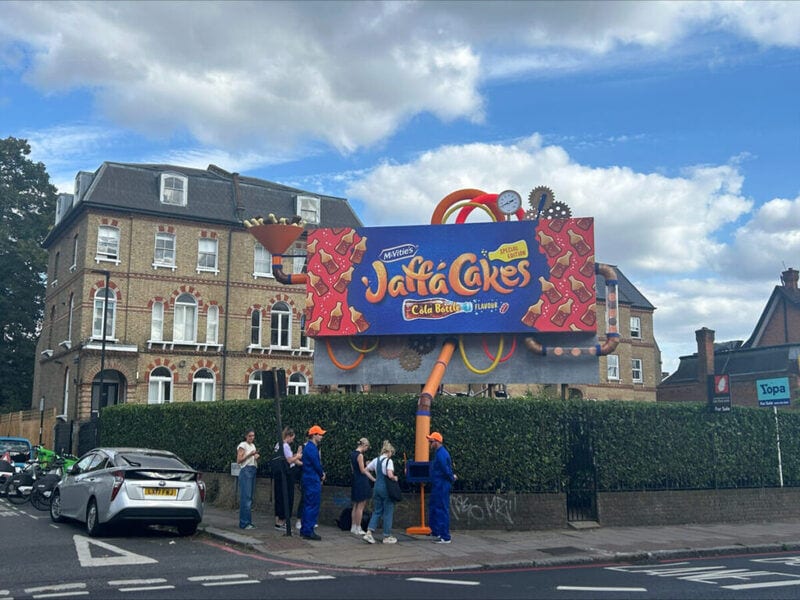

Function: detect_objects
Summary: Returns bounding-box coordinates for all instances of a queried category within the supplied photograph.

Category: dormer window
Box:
[295,195,320,224]
[160,173,187,206]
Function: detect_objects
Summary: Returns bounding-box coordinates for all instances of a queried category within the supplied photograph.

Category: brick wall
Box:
[598,488,800,526]
[203,473,800,531]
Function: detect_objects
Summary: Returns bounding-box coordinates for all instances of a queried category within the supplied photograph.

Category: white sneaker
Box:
[296,521,302,530]
[356,526,366,535]
[382,535,397,544]
[363,531,376,544]
[350,525,358,534]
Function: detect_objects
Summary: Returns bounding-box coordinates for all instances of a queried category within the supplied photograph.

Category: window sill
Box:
[148,340,223,351]
[95,256,121,265]
[253,273,275,279]
[196,267,219,275]
[152,262,177,271]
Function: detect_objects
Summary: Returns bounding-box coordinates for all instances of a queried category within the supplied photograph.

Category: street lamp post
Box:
[91,269,110,420]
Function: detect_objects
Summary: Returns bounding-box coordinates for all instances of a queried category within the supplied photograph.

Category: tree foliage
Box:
[0,137,57,412]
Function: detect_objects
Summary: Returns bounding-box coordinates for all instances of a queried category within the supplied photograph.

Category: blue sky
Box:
[2,1,799,374]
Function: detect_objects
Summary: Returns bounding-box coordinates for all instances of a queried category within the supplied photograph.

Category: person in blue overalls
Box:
[300,424,326,540]
[427,431,457,544]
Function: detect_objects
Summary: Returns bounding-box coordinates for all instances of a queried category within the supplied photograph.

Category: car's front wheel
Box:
[86,498,103,537]
[50,490,65,522]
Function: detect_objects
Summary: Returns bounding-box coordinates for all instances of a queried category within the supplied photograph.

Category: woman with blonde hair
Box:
[350,437,374,536]
[363,440,399,544]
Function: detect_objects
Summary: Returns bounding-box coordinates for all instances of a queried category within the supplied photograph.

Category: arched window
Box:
[173,293,197,342]
[192,368,215,402]
[248,370,263,399]
[270,301,291,349]
[250,310,262,346]
[92,287,116,340]
[206,305,219,344]
[148,366,172,404]
[288,372,308,396]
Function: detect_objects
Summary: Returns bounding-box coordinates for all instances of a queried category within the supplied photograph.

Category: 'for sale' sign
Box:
[757,377,791,407]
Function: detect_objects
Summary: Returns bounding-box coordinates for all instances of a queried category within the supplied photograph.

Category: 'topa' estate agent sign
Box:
[757,377,791,407]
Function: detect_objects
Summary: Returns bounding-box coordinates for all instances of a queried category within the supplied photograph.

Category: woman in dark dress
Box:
[350,438,374,535]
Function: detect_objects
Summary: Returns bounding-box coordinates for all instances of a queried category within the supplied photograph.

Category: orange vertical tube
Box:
[413,338,457,462]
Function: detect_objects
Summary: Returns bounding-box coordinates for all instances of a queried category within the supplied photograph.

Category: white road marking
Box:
[724,580,800,590]
[269,569,319,576]
[73,534,158,567]
[407,577,480,586]
[558,586,647,592]
[117,585,175,593]
[285,575,336,582]
[187,574,250,581]
[108,579,167,586]
[25,583,88,599]
[187,574,260,586]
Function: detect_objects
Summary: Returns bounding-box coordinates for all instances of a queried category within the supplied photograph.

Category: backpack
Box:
[336,506,372,531]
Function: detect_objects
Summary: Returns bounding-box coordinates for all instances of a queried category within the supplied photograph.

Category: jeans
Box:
[367,487,395,536]
[238,465,257,528]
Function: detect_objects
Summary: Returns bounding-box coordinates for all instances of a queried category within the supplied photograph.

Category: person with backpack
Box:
[349,437,374,536]
[362,440,399,545]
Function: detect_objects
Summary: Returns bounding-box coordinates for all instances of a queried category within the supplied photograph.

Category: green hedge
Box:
[100,395,800,492]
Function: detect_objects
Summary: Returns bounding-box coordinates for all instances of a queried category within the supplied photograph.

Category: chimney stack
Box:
[781,268,798,290]
[695,327,715,383]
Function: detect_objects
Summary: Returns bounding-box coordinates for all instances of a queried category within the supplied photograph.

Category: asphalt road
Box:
[4,497,800,599]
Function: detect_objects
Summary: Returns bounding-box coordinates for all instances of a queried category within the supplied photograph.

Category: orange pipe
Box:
[524,263,620,357]
[413,338,457,462]
[272,255,308,285]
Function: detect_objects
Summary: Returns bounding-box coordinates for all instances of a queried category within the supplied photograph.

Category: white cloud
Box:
[1,1,797,157]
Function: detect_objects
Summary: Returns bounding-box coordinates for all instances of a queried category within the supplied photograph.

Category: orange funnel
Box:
[247,224,304,255]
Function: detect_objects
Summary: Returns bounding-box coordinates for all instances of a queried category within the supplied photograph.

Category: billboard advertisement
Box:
[305,218,595,338]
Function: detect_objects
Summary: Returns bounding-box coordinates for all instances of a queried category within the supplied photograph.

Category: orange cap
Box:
[308,425,326,436]
[426,431,443,443]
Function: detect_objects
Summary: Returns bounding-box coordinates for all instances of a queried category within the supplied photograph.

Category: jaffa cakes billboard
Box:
[304,218,596,338]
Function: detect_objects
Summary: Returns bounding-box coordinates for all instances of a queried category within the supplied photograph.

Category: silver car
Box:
[50,447,205,537]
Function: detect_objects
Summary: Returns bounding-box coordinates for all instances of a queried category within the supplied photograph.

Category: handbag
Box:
[383,457,403,503]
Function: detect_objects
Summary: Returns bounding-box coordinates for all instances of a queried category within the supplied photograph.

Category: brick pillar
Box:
[695,327,715,383]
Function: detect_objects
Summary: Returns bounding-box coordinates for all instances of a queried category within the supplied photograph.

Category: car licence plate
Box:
[144,487,177,497]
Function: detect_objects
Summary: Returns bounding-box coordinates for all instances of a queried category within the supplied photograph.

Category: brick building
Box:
[657,268,800,407]
[32,162,361,423]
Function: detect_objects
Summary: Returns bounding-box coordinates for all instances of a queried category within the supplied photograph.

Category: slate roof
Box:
[44,162,362,246]
[660,343,800,385]
[596,264,655,310]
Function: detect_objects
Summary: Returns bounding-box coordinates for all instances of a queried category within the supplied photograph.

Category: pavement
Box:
[198,505,800,572]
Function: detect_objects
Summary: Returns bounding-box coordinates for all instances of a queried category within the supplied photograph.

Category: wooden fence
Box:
[0,408,57,449]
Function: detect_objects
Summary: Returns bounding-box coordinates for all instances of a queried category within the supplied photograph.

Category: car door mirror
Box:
[69,464,81,475]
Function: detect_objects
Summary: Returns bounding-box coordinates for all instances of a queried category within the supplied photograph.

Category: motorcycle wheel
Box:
[31,489,51,511]
[5,481,30,505]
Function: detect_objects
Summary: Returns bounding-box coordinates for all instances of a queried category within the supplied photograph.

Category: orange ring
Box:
[325,339,365,370]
